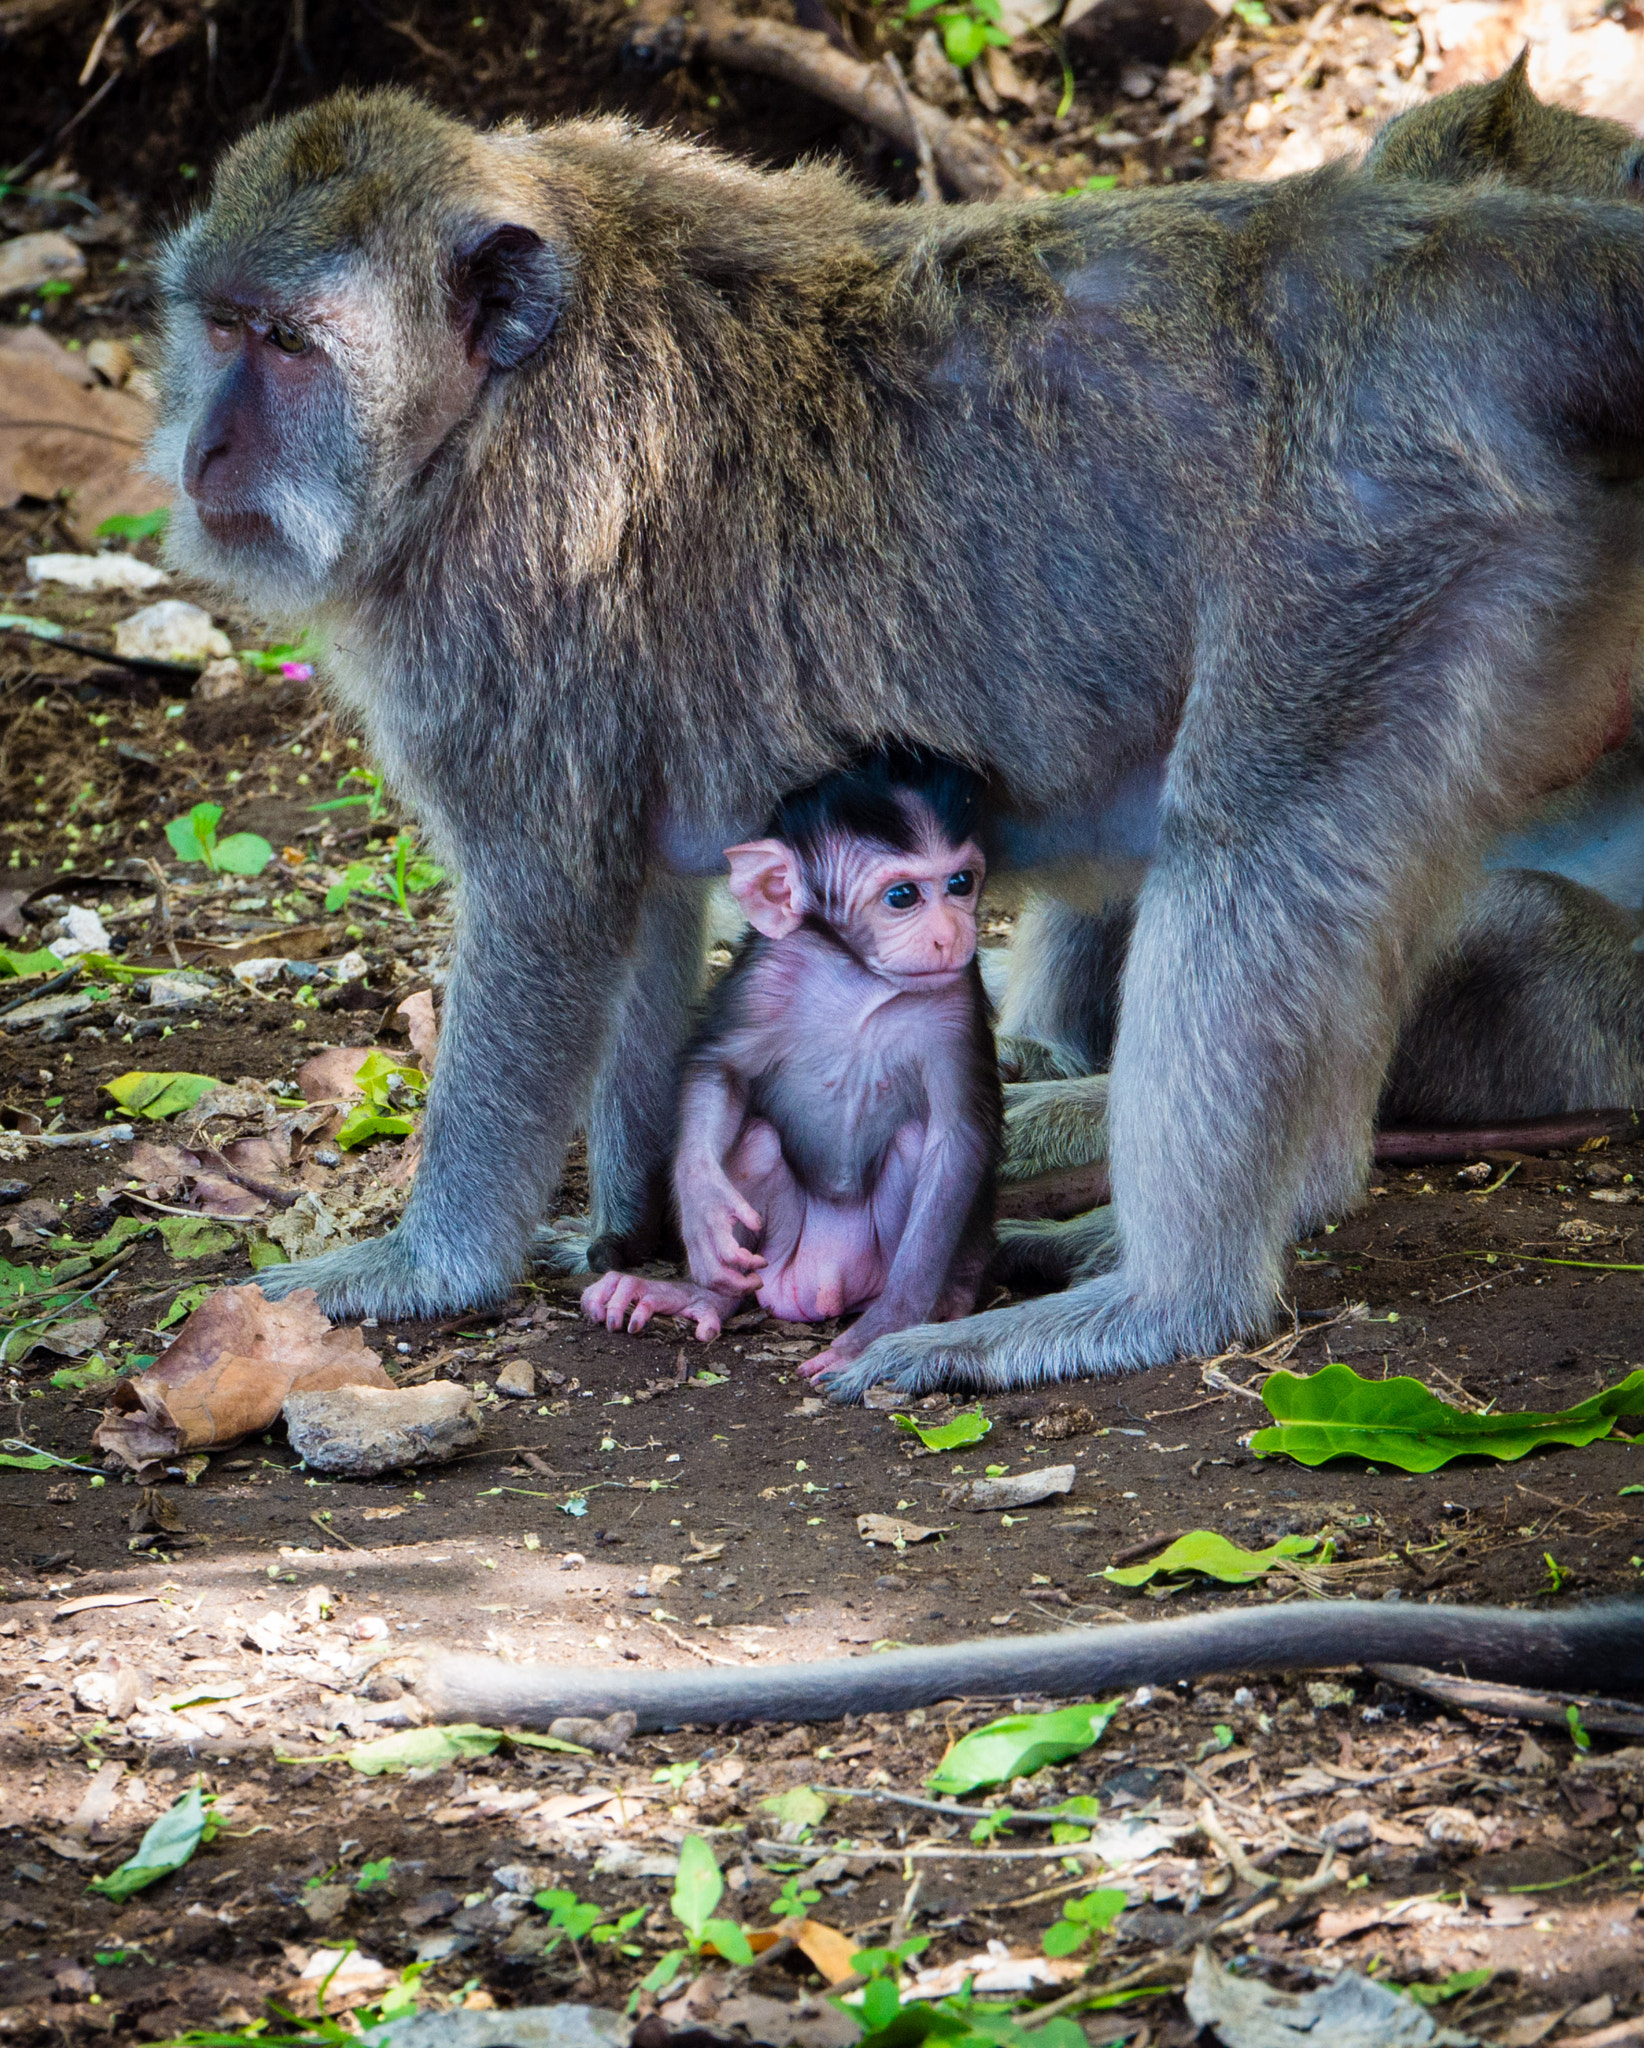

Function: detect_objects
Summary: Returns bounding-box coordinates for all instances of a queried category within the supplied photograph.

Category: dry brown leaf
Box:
[0,329,168,544]
[856,1512,947,1546]
[396,989,439,1072]
[296,1046,374,1141]
[93,1285,390,1469]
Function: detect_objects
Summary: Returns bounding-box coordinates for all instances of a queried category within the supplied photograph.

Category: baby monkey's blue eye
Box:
[884,882,920,910]
[946,870,977,897]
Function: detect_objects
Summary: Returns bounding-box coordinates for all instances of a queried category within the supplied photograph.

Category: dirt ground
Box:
[4,0,1644,2040]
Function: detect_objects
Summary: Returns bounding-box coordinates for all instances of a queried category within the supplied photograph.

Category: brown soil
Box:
[3,6,1644,2040]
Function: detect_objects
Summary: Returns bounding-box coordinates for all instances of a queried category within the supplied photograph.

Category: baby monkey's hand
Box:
[681,1174,767,1293]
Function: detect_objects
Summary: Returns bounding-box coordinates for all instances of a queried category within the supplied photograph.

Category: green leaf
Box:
[671,1834,724,1942]
[247,1235,289,1271]
[166,803,222,864]
[1104,1529,1326,1587]
[1064,1886,1126,1929]
[356,1857,395,1891]
[943,15,988,65]
[340,1723,503,1775]
[211,832,274,877]
[861,1979,902,2032]
[155,1217,237,1262]
[704,1917,755,1966]
[0,1452,55,1470]
[95,509,168,542]
[894,1408,991,1451]
[1566,1703,1591,1752]
[51,1356,116,1393]
[1253,1362,1644,1472]
[0,946,65,979]
[761,1786,830,1830]
[102,1071,220,1121]
[640,1950,687,1995]
[929,1698,1121,1797]
[1405,1968,1492,2006]
[1041,1918,1087,1957]
[157,1282,213,1330]
[335,1107,415,1151]
[89,1786,213,1900]
[88,1217,155,1262]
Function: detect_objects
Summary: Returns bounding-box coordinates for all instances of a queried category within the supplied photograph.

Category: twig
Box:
[816,1784,1075,1825]
[1374,1108,1635,1163]
[309,1512,364,1551]
[645,1615,747,1667]
[1018,1953,1191,2028]
[688,3,1020,201]
[143,858,184,971]
[882,53,940,204]
[78,0,134,84]
[2,67,120,184]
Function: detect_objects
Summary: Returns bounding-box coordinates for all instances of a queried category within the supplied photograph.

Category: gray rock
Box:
[940,1463,1075,1511]
[0,232,85,298]
[3,990,95,1034]
[283,1381,481,1477]
[361,2007,627,2048]
[146,973,217,1010]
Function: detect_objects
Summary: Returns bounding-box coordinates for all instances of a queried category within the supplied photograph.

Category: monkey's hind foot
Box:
[532,1216,594,1274]
[995,1034,1091,1084]
[816,1273,1245,1403]
[1002,1072,1111,1180]
[990,1206,1119,1289]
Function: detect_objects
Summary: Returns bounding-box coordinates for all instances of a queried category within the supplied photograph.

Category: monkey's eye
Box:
[946,870,977,898]
[883,882,921,912]
[265,322,308,355]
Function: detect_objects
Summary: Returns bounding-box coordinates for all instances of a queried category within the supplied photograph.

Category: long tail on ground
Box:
[393,1600,1644,1732]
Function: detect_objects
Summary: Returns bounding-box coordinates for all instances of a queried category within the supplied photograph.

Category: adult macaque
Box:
[389,1598,1643,1731]
[153,87,1644,1398]
[582,747,999,1376]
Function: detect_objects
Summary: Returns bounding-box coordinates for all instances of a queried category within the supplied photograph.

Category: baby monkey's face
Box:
[838,839,984,989]
[725,805,985,993]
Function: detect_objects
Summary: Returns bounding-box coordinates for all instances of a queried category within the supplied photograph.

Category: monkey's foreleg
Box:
[257,888,629,1319]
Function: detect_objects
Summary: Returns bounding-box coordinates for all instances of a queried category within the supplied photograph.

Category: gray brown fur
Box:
[152,86,1644,1396]
[401,1599,1644,1731]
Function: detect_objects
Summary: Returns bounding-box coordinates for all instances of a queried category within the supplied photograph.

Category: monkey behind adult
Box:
[152,87,1644,1398]
[996,65,1644,1264]
[582,746,1000,1377]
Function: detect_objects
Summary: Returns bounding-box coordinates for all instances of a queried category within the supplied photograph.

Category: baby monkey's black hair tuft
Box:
[769,742,984,862]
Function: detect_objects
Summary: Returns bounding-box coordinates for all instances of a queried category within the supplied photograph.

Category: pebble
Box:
[146,973,217,1010]
[113,600,232,666]
[3,989,94,1034]
[493,1356,536,1398]
[27,552,167,595]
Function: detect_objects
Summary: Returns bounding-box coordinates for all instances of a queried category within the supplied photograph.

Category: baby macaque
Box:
[582,745,1001,1380]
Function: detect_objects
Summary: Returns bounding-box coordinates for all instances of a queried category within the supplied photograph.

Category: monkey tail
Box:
[386,1600,1642,1733]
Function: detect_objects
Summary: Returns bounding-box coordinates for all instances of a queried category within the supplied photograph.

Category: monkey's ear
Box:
[453,224,562,370]
[725,840,806,940]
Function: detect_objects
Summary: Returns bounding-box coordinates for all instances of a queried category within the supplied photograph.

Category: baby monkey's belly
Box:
[728,1117,925,1323]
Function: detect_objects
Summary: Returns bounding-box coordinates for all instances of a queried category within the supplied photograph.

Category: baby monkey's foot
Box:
[580,1271,742,1342]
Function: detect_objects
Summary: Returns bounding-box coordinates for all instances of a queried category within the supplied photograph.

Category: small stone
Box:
[1119,62,1155,98]
[282,1380,481,1477]
[27,552,166,595]
[332,950,369,983]
[1305,1680,1355,1712]
[2,989,94,1034]
[494,1357,535,1398]
[0,232,85,298]
[146,972,216,1010]
[1320,1809,1374,1851]
[302,1884,353,1928]
[113,600,232,667]
[1589,1187,1638,1205]
[194,656,246,700]
[1425,1806,1488,1853]
[48,905,111,961]
[547,1711,637,1755]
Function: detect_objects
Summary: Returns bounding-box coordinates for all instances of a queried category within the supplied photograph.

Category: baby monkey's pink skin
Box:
[582,779,1001,1380]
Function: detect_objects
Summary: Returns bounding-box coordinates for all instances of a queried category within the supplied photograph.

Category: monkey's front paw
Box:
[533,1217,593,1274]
[251,1227,510,1321]
[813,1321,990,1404]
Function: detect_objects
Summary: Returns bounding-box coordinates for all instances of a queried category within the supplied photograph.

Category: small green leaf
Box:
[356,1857,395,1891]
[640,1950,687,1995]
[1405,1968,1492,2006]
[1042,1918,1086,1957]
[860,1977,902,2032]
[943,15,987,65]
[102,1071,221,1121]
[89,1787,214,1900]
[339,1723,503,1776]
[929,1698,1121,1797]
[893,1408,991,1451]
[1253,1361,1644,1472]
[671,1834,724,1942]
[211,832,274,877]
[0,946,66,979]
[1566,1703,1591,1752]
[155,1217,237,1262]
[1104,1529,1326,1587]
[96,509,169,543]
[760,1786,830,1830]
[0,1452,55,1470]
[704,1917,755,1966]
[247,1236,290,1270]
[335,1107,415,1151]
[51,1356,116,1392]
[1064,1887,1126,1929]
[157,1282,212,1330]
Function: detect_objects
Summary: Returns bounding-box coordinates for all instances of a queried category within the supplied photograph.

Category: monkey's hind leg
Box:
[989,1204,1118,1289]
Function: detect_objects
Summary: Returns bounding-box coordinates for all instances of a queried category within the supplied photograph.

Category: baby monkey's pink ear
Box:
[725,840,806,940]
